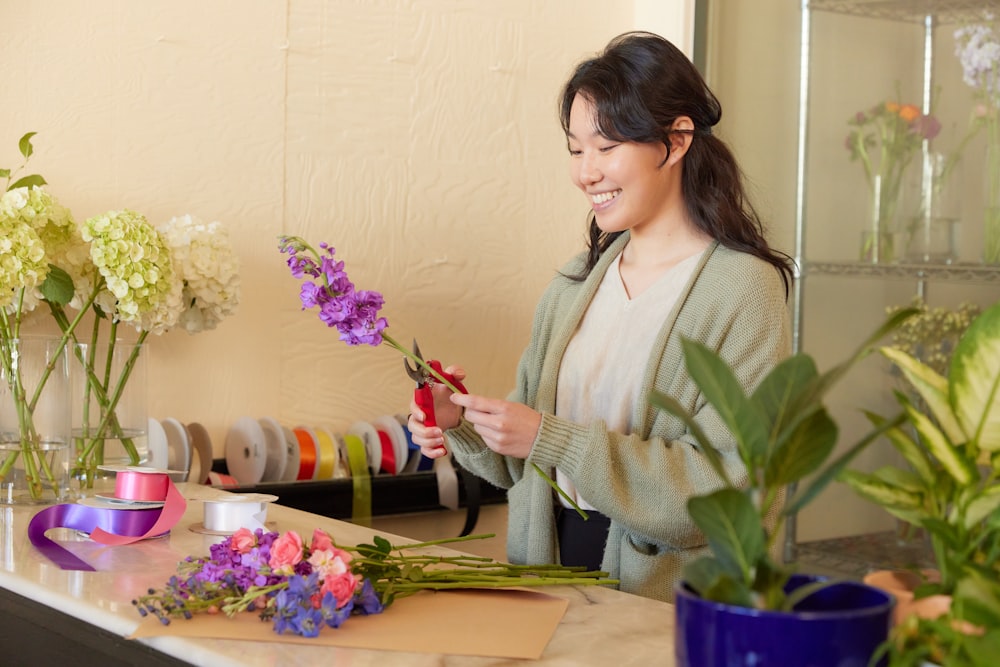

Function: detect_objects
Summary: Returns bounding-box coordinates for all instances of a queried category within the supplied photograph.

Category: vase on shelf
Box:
[0,336,72,505]
[861,174,900,263]
[70,339,148,496]
[900,152,960,264]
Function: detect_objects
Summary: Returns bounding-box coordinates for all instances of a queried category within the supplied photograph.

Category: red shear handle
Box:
[414,360,467,429]
[428,360,468,395]
[414,384,437,428]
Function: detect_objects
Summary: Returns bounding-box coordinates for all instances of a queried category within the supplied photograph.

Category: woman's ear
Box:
[666,116,695,165]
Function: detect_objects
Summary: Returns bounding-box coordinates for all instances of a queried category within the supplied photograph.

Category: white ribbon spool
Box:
[193,493,278,535]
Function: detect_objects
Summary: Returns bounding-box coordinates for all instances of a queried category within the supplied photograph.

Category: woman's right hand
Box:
[407,365,467,459]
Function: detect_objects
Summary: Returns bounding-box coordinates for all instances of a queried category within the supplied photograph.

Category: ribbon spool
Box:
[313,427,338,480]
[293,427,317,480]
[191,493,278,535]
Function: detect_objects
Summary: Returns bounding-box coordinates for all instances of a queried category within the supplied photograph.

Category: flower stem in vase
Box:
[984,113,1000,264]
[73,327,147,485]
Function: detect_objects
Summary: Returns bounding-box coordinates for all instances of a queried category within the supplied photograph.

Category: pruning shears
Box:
[404,339,467,428]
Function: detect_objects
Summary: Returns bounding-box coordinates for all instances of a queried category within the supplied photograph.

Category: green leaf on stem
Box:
[39,264,75,306]
[687,488,763,584]
[18,131,37,159]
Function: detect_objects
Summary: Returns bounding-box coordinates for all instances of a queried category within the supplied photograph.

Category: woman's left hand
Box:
[448,393,542,459]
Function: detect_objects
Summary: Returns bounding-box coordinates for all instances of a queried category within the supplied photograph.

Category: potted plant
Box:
[840,300,1000,665]
[649,308,917,667]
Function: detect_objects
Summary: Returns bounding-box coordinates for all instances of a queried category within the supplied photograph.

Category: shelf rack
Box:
[786,0,1000,563]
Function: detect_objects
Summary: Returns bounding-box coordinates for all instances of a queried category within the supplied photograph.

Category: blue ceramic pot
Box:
[675,574,895,667]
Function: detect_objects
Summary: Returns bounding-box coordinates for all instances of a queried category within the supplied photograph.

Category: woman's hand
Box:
[407,365,467,459]
[448,393,541,460]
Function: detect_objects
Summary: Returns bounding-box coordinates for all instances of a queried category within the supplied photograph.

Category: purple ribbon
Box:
[28,503,164,571]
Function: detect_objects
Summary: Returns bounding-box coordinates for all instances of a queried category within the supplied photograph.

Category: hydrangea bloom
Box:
[158,214,241,334]
[82,209,184,334]
[0,191,48,310]
[0,186,88,312]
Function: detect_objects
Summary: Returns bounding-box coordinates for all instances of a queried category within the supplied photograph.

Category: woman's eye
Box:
[599,144,619,153]
[568,148,582,156]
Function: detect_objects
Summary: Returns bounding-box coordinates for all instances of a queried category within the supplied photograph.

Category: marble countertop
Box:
[0,483,675,666]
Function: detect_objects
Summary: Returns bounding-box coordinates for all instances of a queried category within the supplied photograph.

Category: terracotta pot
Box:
[862,569,949,626]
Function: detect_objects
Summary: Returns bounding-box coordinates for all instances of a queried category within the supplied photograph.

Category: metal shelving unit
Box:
[786,0,1000,564]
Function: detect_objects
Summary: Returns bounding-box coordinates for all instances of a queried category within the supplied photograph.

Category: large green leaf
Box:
[751,353,819,443]
[764,406,836,487]
[876,413,935,485]
[679,338,769,466]
[950,301,1000,452]
[965,484,1000,529]
[9,174,46,190]
[681,556,728,597]
[785,412,905,516]
[687,489,763,583]
[881,346,965,444]
[649,389,731,487]
[906,403,977,485]
[839,470,923,510]
[39,265,75,306]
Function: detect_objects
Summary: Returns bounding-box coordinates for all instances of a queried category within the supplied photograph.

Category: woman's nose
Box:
[577,152,601,185]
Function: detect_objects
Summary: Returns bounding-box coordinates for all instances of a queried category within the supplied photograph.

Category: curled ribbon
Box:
[28,467,187,570]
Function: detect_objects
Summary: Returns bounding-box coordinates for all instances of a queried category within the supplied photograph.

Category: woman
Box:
[408,31,794,602]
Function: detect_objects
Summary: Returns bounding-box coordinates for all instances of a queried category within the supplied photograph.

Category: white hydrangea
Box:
[82,209,184,334]
[157,214,241,334]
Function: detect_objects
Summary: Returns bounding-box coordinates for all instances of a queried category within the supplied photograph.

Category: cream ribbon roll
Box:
[199,493,278,534]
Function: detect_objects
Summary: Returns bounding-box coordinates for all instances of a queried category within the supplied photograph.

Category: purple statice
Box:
[278,235,389,348]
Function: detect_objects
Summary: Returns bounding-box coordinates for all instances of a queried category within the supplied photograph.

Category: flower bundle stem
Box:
[48,298,144,484]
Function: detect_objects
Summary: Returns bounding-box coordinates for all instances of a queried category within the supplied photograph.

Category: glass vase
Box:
[70,340,148,495]
[0,336,72,504]
[900,152,960,264]
[860,174,900,263]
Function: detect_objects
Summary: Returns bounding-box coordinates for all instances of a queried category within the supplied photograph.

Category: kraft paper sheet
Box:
[130,587,570,659]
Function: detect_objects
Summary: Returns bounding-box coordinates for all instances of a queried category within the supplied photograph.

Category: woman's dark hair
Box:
[559,31,794,295]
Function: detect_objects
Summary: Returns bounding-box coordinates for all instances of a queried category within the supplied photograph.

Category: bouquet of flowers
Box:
[845,98,941,262]
[134,527,616,637]
[955,17,1000,264]
[278,235,587,518]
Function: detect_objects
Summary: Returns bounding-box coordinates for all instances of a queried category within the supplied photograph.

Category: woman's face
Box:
[566,93,675,235]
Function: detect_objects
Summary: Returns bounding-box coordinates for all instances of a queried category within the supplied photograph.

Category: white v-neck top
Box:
[554,249,703,510]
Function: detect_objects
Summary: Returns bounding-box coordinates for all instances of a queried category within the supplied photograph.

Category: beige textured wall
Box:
[1,1,696,456]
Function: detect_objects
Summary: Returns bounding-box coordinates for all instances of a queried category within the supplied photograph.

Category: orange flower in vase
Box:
[846,99,941,263]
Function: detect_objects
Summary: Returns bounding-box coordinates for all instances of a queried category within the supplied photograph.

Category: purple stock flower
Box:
[279,235,389,348]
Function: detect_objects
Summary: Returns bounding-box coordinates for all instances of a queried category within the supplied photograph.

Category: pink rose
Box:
[269,530,304,573]
[230,527,257,554]
[321,570,359,608]
[311,528,334,553]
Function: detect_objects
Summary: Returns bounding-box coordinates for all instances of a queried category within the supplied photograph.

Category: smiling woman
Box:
[405,30,796,603]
